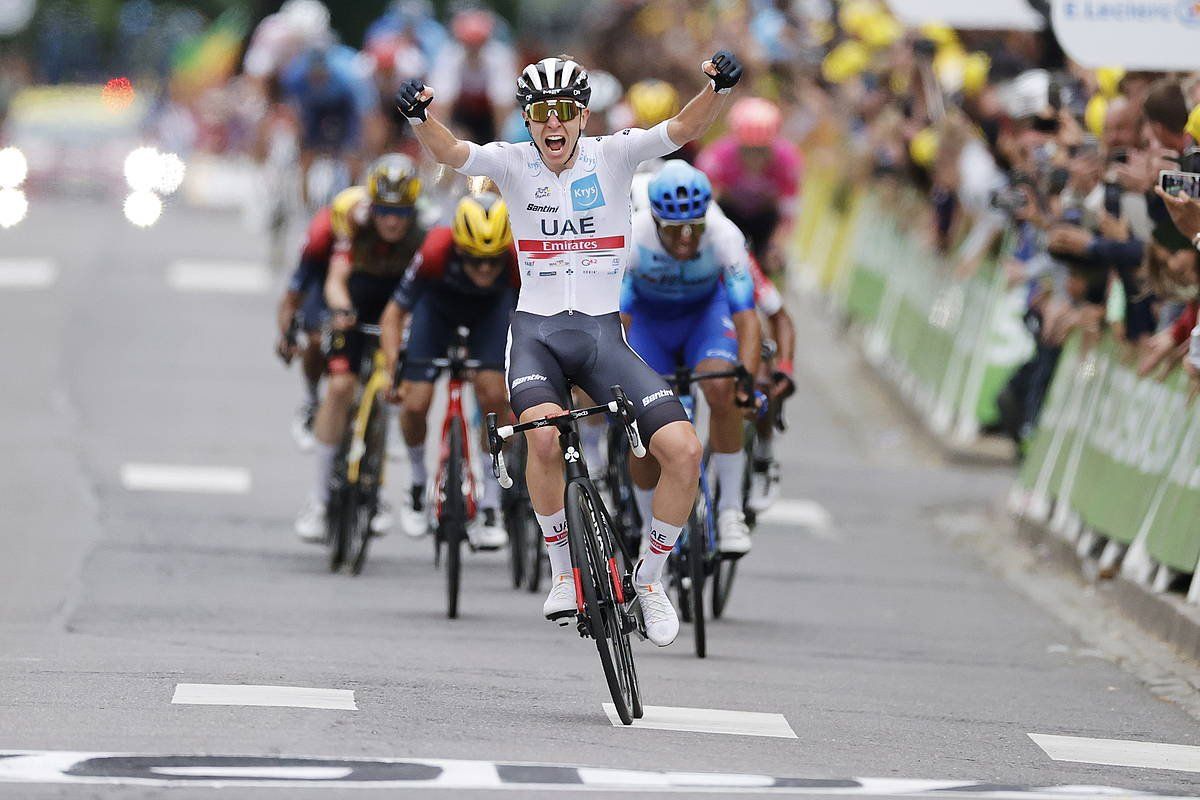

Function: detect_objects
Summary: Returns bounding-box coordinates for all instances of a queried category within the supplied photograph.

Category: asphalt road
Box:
[0,198,1197,799]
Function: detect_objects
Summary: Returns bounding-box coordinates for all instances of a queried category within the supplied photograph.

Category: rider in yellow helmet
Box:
[294,153,428,543]
[380,191,520,547]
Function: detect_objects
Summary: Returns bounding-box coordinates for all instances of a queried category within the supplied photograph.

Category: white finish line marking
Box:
[757,499,836,539]
[172,684,357,711]
[602,704,797,739]
[1030,732,1200,774]
[120,464,251,494]
[167,260,270,294]
[0,259,56,289]
[0,750,1179,797]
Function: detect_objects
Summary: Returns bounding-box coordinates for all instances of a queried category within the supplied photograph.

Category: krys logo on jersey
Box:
[570,174,606,212]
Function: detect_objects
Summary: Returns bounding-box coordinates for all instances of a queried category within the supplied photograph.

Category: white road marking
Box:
[120,464,251,494]
[756,499,837,539]
[171,683,356,711]
[602,704,797,739]
[1029,732,1200,774]
[0,750,1179,797]
[0,258,56,289]
[166,260,270,294]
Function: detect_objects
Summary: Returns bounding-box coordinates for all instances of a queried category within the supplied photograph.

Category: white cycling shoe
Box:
[717,508,752,556]
[746,458,781,514]
[469,508,508,550]
[400,484,428,538]
[370,500,393,536]
[294,497,326,544]
[290,402,317,452]
[633,561,678,647]
[544,573,577,624]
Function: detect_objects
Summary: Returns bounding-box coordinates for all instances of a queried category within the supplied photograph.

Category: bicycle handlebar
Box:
[486,385,646,489]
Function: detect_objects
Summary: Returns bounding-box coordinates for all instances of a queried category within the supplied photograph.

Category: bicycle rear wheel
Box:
[504,437,528,589]
[327,452,351,573]
[687,500,707,658]
[605,423,641,554]
[712,556,737,618]
[443,420,466,619]
[566,481,641,725]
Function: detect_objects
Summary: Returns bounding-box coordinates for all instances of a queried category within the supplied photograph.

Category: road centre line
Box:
[166,259,270,294]
[0,750,1179,797]
[120,464,251,494]
[1029,732,1200,774]
[172,683,357,711]
[602,704,797,738]
[0,258,56,289]
[756,499,836,539]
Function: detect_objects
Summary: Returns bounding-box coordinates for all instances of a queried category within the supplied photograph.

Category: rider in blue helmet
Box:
[621,159,763,558]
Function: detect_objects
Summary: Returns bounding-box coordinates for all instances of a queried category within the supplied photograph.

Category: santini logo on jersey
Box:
[527,203,558,213]
[641,388,674,407]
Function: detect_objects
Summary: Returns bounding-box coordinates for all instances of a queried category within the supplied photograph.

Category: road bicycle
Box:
[487,385,647,725]
[326,323,390,576]
[398,327,482,619]
[661,364,755,658]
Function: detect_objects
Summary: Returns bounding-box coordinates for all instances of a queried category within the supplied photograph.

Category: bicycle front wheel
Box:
[443,420,466,619]
[565,481,640,725]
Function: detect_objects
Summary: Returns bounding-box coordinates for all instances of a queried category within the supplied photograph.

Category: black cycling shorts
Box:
[324,327,376,377]
[400,288,515,382]
[505,310,688,445]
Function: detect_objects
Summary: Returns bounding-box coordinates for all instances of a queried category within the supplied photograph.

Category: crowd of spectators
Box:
[781,3,1200,451]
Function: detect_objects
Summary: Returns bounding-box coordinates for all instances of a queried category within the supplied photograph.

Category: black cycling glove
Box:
[706,50,743,94]
[395,79,432,123]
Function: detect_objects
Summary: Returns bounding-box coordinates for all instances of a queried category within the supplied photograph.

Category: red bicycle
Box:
[398,326,483,619]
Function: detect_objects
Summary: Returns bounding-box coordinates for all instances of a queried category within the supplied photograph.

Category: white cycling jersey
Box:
[456,122,679,316]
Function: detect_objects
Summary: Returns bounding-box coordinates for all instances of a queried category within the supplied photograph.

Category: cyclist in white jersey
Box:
[396,51,743,647]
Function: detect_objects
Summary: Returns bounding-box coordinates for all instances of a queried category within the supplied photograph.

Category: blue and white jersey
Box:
[621,207,756,316]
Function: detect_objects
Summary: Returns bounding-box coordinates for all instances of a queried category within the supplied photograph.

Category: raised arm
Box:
[395,80,471,169]
[667,51,743,146]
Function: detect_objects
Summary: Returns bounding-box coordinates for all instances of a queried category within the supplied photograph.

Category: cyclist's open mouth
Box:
[544,135,567,154]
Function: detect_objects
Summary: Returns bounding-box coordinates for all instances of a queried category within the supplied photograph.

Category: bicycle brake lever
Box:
[610,385,647,458]
[486,413,514,489]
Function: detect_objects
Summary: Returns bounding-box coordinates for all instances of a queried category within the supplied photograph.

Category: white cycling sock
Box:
[633,485,655,537]
[753,434,774,462]
[636,518,682,584]
[536,508,572,576]
[481,469,501,511]
[314,441,337,504]
[711,450,746,512]
[407,444,427,487]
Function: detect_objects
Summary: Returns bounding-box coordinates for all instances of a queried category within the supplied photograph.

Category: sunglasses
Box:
[372,204,417,218]
[526,99,582,123]
[463,256,502,270]
[655,219,706,244]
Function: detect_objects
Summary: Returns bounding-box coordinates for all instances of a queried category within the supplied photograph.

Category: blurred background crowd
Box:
[4,0,1200,455]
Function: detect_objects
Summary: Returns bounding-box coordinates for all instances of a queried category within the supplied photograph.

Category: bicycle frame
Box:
[432,374,478,524]
[347,346,390,485]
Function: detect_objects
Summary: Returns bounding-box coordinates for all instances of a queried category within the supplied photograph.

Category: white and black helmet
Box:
[516,56,591,109]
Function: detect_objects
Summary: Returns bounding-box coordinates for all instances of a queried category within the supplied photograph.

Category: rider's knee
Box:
[526,426,561,466]
[474,379,509,414]
[702,376,736,411]
[325,373,356,405]
[662,427,702,483]
[400,385,432,418]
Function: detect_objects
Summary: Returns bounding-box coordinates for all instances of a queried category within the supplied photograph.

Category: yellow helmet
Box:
[452,192,512,258]
[627,79,679,128]
[367,153,421,207]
